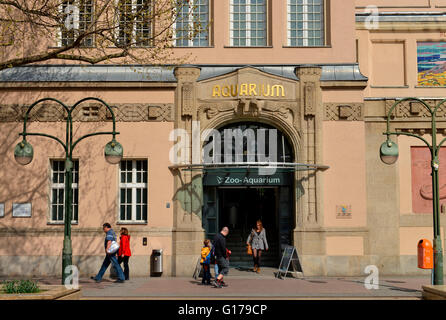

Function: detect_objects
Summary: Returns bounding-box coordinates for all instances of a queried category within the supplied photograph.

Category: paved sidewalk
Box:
[34,267,429,300]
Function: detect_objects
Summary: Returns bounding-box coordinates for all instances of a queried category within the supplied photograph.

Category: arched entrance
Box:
[201,122,295,267]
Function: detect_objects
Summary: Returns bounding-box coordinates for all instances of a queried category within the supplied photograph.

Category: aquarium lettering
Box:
[212,84,285,98]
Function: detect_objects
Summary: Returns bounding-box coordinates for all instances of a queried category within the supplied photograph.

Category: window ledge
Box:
[370,85,410,89]
[223,46,273,48]
[47,221,78,225]
[47,46,95,49]
[117,221,148,225]
[105,46,153,49]
[282,45,331,48]
[174,46,214,48]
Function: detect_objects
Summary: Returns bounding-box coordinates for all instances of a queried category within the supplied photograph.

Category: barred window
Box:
[60,0,94,47]
[117,0,152,47]
[119,160,148,222]
[174,0,210,47]
[288,0,324,47]
[230,0,267,47]
[50,160,79,223]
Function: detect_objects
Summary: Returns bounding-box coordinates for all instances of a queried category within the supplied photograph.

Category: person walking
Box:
[200,239,212,285]
[246,220,268,273]
[212,227,231,288]
[91,223,125,283]
[118,227,131,281]
[210,241,219,279]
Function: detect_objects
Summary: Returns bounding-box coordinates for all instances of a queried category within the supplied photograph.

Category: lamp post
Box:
[14,97,123,285]
[380,97,445,285]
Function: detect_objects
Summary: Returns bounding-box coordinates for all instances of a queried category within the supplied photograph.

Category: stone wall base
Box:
[0,254,436,277]
[300,255,433,276]
[0,255,172,277]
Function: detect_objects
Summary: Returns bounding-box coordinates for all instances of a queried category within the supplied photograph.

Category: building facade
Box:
[0,0,445,277]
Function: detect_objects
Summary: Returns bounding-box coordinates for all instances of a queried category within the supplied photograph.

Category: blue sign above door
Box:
[202,169,293,187]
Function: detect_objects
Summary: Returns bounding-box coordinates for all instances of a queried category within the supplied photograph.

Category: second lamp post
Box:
[380,97,445,285]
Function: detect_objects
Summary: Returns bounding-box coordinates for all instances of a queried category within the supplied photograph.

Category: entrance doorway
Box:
[202,185,293,267]
[200,121,295,267]
[219,187,277,235]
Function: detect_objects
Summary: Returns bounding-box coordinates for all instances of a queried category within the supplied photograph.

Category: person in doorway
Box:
[118,227,131,281]
[91,223,125,283]
[212,227,231,288]
[229,205,237,230]
[200,239,212,285]
[246,220,269,273]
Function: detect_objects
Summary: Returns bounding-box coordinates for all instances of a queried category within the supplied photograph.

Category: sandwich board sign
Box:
[275,245,303,279]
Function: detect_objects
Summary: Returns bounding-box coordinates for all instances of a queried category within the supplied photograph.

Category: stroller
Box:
[193,243,216,280]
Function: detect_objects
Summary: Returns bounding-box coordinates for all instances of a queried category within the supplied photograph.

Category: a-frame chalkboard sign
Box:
[275,245,303,279]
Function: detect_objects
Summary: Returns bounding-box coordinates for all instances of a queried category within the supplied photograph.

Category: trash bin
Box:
[151,249,163,277]
[418,239,433,269]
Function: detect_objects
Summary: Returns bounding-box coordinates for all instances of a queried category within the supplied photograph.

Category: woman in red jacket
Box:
[118,227,132,280]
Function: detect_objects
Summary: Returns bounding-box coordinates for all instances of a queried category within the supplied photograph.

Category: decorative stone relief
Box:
[182,83,195,116]
[174,67,201,82]
[198,99,296,129]
[304,82,316,116]
[395,128,446,136]
[0,103,174,122]
[148,104,173,121]
[199,101,238,120]
[298,67,322,77]
[385,99,446,118]
[324,103,364,121]
[412,147,446,213]
[262,101,295,122]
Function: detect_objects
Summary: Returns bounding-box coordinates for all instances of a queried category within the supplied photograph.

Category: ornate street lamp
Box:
[379,138,399,165]
[14,97,123,285]
[14,140,34,165]
[381,97,445,285]
[104,139,124,164]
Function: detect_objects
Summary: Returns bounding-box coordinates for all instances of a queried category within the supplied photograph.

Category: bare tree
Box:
[0,0,208,71]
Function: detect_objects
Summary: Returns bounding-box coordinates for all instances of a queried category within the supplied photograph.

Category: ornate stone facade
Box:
[168,65,330,275]
[0,103,174,122]
[385,99,446,119]
[324,103,364,121]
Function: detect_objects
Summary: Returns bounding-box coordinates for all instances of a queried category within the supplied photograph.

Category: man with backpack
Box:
[91,223,126,283]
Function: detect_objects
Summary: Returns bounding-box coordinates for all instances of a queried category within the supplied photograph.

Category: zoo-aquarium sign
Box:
[203,170,292,186]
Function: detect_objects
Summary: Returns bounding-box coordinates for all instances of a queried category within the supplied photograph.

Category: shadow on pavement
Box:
[233,266,255,273]
[337,278,422,293]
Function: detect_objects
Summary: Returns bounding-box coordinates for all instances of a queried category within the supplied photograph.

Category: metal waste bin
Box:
[150,249,163,277]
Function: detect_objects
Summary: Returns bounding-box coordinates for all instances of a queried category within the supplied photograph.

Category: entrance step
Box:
[224,229,280,268]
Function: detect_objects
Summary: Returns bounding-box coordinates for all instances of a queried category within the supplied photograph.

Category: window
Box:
[287,0,324,47]
[174,0,210,47]
[50,160,79,222]
[204,122,293,163]
[60,0,94,47]
[119,160,148,222]
[230,0,267,47]
[117,0,152,47]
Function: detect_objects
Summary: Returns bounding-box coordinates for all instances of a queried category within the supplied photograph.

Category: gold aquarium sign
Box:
[212,84,285,98]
